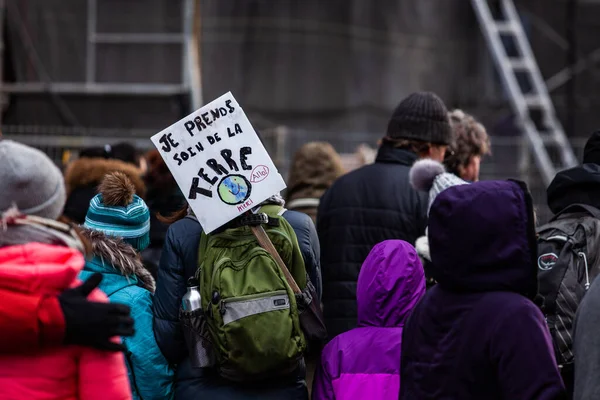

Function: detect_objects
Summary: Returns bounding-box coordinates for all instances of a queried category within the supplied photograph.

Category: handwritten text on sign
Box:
[151,92,286,233]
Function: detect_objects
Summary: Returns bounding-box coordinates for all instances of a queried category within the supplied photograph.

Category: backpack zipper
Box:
[578,252,591,290]
[221,290,288,304]
[209,248,270,291]
[207,228,294,315]
[220,290,290,325]
[208,246,278,306]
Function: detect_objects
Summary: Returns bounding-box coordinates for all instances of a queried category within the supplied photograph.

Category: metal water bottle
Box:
[182,277,202,311]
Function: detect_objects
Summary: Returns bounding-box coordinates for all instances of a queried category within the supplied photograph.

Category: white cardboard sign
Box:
[151,92,286,233]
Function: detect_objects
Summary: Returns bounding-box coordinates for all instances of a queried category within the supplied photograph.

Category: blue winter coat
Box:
[79,229,174,400]
[153,209,321,399]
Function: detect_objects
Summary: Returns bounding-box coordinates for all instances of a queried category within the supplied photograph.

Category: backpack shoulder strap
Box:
[553,204,600,221]
[250,225,301,295]
[197,231,209,270]
[258,205,307,288]
[257,204,284,216]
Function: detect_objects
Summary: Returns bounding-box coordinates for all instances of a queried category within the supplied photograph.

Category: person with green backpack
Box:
[153,194,322,399]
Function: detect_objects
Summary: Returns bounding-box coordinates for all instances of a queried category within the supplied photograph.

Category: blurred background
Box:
[1,0,598,222]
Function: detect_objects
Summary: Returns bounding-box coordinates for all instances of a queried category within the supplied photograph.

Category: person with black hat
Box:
[316,91,453,340]
[537,130,600,398]
[559,130,600,400]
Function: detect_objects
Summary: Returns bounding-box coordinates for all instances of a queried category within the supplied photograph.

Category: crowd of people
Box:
[1,90,599,400]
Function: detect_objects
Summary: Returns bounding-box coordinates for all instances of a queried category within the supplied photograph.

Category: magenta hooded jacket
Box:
[312,240,425,400]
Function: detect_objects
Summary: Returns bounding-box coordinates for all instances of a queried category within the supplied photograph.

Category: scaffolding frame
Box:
[1,0,201,108]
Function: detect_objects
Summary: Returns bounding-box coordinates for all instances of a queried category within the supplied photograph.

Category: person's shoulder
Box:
[481,291,540,314]
[479,292,545,333]
[167,216,203,242]
[283,209,312,229]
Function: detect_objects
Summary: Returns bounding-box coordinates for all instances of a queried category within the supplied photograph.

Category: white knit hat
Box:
[0,140,66,219]
[409,158,468,214]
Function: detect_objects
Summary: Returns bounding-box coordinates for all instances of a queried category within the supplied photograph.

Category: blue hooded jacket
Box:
[79,228,174,400]
[400,180,566,400]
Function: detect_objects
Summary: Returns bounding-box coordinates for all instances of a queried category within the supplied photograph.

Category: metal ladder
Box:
[471,0,577,186]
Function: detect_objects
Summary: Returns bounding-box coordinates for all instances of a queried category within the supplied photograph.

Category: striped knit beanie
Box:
[84,172,150,251]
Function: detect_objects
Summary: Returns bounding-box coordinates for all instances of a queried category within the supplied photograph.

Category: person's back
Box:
[400,180,566,400]
[154,201,321,400]
[80,172,174,400]
[313,240,425,400]
[562,130,600,399]
[0,243,131,400]
[318,92,452,338]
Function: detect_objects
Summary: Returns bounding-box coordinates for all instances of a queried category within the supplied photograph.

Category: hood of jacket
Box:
[428,180,538,298]
[286,142,345,202]
[357,240,425,327]
[0,243,83,295]
[80,228,155,293]
[64,157,146,198]
[547,163,600,214]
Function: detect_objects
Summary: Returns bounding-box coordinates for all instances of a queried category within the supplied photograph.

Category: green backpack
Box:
[197,205,307,381]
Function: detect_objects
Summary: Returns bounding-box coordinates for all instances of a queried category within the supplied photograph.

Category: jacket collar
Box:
[80,227,155,292]
[375,144,418,166]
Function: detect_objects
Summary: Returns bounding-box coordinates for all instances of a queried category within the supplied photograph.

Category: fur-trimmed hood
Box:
[64,157,146,198]
[80,227,155,293]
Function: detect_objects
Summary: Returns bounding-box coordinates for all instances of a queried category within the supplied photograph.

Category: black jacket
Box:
[547,163,600,215]
[316,145,428,339]
[140,185,186,278]
[153,210,320,400]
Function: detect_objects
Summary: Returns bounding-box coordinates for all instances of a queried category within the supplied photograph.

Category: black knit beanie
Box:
[386,92,452,145]
[584,130,600,164]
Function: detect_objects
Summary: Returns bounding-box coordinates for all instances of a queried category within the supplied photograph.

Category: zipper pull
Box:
[220,300,226,316]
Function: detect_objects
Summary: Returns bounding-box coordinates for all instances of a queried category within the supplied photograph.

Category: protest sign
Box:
[151,92,286,233]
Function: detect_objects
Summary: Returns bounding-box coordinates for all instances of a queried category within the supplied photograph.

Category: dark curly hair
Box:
[444,110,491,175]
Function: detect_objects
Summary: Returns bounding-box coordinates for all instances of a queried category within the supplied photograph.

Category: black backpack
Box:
[537,204,600,387]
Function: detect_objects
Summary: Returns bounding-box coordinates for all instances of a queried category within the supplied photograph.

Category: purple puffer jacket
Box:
[313,240,425,400]
[400,180,566,400]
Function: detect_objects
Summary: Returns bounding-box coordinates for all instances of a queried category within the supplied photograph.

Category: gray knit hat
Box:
[0,140,66,219]
[386,92,453,145]
[409,158,468,214]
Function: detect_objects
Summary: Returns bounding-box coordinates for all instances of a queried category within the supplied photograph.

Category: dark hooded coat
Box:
[400,180,566,400]
[547,163,600,215]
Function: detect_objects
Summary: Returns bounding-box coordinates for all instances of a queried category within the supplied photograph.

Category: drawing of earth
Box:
[217,174,252,205]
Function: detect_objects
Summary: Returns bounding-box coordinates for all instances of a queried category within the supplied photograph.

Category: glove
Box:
[59,273,135,351]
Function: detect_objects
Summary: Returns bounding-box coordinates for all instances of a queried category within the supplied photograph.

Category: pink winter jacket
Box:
[0,243,132,400]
